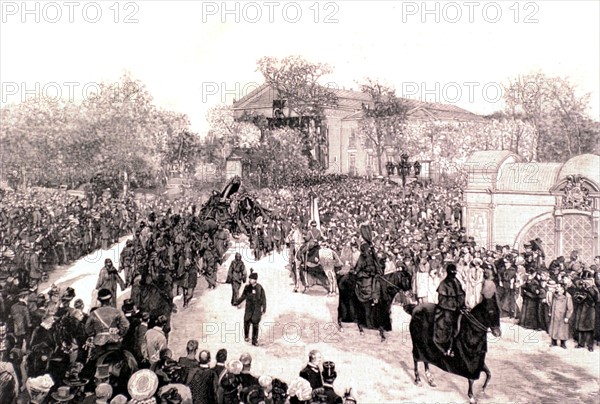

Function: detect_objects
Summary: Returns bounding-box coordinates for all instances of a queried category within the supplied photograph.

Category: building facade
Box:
[232,83,484,176]
[463,151,600,264]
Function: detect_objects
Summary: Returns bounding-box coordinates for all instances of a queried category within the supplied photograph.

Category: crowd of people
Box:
[1,173,599,403]
[255,177,600,351]
[0,188,137,290]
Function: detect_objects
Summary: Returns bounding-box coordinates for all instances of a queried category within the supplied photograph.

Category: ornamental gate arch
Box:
[519,216,556,263]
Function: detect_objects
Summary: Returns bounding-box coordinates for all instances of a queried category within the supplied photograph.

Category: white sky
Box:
[1,0,599,136]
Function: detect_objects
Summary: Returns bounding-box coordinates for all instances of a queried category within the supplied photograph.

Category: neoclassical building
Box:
[232,83,483,175]
[463,151,600,264]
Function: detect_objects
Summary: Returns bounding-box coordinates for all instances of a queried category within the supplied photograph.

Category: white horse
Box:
[294,247,342,296]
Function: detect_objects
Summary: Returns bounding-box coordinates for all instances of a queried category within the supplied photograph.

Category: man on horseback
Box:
[299,220,324,267]
[434,263,466,357]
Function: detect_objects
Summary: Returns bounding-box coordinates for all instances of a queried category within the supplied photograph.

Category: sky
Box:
[1,0,599,136]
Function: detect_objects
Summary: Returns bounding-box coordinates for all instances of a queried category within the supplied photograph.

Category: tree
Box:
[504,72,598,161]
[257,55,338,167]
[205,105,261,161]
[163,130,203,176]
[1,73,192,192]
[357,79,409,175]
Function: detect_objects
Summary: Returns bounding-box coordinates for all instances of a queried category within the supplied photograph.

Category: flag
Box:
[309,190,320,230]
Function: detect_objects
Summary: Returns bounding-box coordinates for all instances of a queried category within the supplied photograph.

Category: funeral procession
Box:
[0,1,599,403]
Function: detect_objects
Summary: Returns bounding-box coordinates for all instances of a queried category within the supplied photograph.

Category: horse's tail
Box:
[404,303,417,316]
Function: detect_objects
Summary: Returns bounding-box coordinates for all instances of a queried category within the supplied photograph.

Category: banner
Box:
[309,191,320,230]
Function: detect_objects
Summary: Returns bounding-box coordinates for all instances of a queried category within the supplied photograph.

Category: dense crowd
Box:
[256,177,600,351]
[0,188,137,289]
[1,174,599,403]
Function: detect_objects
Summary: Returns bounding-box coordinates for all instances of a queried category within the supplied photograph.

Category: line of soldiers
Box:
[0,189,137,291]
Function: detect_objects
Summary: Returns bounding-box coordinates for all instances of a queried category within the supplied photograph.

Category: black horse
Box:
[404,297,502,404]
[337,270,412,341]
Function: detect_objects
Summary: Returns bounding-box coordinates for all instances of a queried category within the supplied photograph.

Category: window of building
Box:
[349,129,357,149]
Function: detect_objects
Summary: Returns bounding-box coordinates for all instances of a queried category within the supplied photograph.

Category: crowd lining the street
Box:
[1,174,599,403]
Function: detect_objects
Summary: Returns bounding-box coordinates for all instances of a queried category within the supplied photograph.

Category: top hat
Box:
[97,289,112,301]
[322,361,337,380]
[51,386,74,402]
[127,369,159,401]
[249,272,258,280]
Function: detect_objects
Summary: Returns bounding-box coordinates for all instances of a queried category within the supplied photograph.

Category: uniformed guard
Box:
[84,288,130,361]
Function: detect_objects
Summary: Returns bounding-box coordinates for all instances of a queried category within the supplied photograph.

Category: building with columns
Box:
[463,151,600,264]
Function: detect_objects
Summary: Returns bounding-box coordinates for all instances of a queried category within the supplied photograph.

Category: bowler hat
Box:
[62,287,76,301]
[122,299,135,314]
[97,288,112,301]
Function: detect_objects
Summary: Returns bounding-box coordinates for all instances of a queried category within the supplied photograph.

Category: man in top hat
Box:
[84,289,130,360]
[234,271,267,346]
[95,259,125,308]
[320,361,343,404]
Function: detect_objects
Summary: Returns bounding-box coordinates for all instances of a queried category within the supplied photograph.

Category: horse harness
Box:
[457,308,489,334]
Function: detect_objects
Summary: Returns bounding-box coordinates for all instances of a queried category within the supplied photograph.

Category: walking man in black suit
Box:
[234,270,267,346]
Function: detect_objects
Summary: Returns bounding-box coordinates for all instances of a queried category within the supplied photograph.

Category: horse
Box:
[404,297,502,404]
[337,269,412,341]
[293,246,342,295]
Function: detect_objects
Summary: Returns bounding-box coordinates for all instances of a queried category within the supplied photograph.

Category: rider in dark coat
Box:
[434,263,466,357]
[353,221,382,305]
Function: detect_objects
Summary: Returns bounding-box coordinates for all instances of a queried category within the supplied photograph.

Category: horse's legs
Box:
[424,363,436,387]
[337,317,343,332]
[357,322,364,335]
[468,379,476,404]
[481,363,491,393]
[414,358,422,385]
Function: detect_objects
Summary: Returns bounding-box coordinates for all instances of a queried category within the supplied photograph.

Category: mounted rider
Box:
[353,220,383,305]
[433,263,466,357]
[299,220,324,266]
